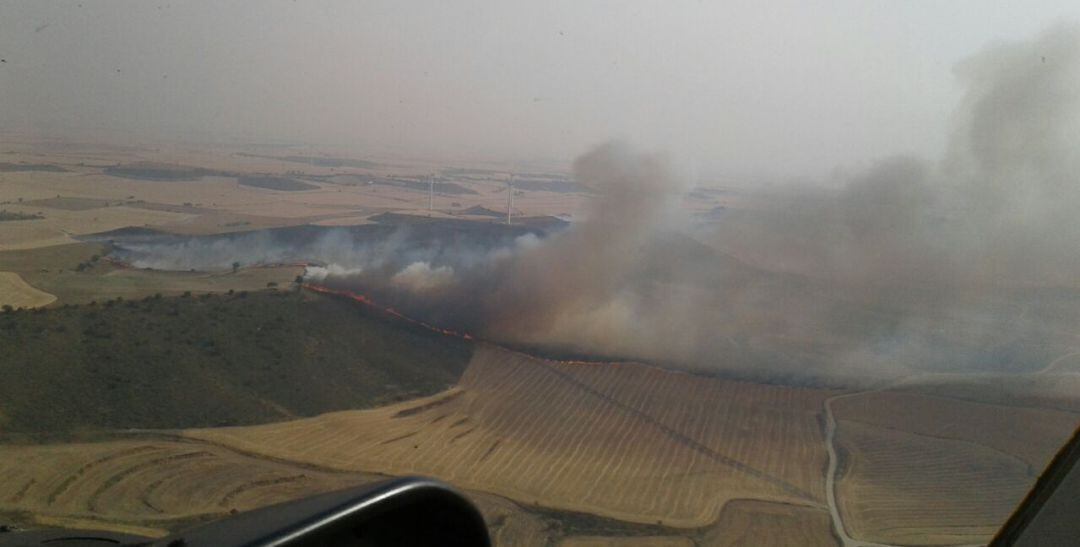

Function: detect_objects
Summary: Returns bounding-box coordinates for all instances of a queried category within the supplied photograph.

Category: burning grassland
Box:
[306,26,1080,383]
[75,25,1080,388]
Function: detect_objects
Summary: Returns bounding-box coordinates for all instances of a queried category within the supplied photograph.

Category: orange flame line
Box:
[303,284,640,369]
[303,283,473,340]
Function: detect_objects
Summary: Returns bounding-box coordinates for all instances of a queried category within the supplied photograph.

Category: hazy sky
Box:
[2,1,1079,180]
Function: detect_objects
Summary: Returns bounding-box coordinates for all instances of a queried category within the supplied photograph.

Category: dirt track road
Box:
[823,389,898,547]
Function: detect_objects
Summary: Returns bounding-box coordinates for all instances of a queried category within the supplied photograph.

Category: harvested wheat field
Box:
[701,499,838,547]
[830,389,1080,545]
[0,438,561,544]
[835,419,1034,545]
[186,345,834,527]
[0,440,380,533]
[558,536,693,547]
[833,389,1078,469]
[0,271,55,308]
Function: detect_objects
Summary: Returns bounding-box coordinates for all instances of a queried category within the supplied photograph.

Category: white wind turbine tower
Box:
[428,174,434,214]
[506,174,514,225]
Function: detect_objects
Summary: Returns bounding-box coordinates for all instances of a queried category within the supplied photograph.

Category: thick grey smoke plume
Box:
[945,23,1080,287]
[108,25,1080,384]
[479,143,688,344]
[729,24,1080,289]
[317,142,704,365]
[397,24,1080,379]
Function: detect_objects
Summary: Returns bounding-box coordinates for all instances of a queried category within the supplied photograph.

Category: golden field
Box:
[1,344,1075,545]
[0,143,597,252]
[833,389,1078,469]
[185,345,834,528]
[0,438,555,544]
[702,499,837,547]
[830,388,1078,545]
[1,140,1077,545]
[0,271,55,308]
[0,439,378,532]
[835,419,1035,545]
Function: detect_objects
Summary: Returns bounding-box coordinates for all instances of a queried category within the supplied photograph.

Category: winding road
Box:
[823,389,899,547]
[818,347,1077,547]
[821,372,986,547]
[1037,349,1080,375]
[820,384,898,547]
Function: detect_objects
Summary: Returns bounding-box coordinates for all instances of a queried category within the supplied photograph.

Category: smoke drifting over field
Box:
[339,25,1080,379]
[731,23,1080,290]
[109,26,1080,382]
[319,142,693,351]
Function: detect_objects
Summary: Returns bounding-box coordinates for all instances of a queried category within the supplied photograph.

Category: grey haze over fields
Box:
[2,1,1080,181]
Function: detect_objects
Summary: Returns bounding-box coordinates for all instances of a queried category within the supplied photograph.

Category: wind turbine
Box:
[428,175,434,214]
[506,174,514,226]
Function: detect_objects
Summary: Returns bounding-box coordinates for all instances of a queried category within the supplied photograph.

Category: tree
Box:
[232,261,240,273]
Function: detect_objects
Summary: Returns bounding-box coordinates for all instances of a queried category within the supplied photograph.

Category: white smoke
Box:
[390,262,456,292]
[304,264,364,282]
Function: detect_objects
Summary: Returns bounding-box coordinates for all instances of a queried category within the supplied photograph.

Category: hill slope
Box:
[186,345,834,527]
[0,290,473,436]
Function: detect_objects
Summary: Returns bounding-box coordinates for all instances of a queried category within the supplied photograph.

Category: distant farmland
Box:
[237,176,318,192]
[0,162,67,173]
[103,164,221,182]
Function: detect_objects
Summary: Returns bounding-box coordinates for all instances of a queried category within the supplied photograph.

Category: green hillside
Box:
[0,290,473,437]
